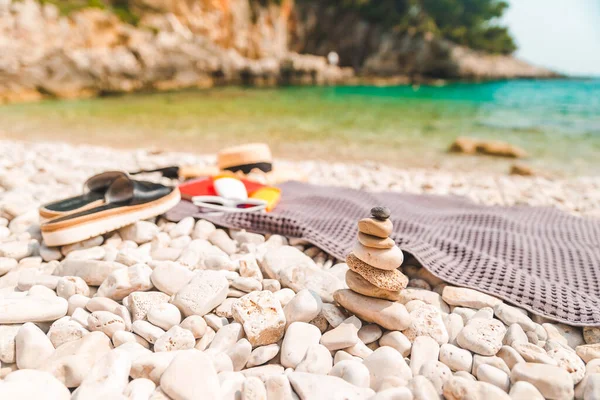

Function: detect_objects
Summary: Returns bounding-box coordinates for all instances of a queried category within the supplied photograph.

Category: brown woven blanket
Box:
[166,181,600,326]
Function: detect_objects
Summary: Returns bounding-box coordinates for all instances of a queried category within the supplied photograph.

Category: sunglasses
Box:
[192,196,267,213]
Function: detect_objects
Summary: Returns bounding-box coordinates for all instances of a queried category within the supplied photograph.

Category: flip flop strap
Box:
[84,171,128,193]
[104,176,135,204]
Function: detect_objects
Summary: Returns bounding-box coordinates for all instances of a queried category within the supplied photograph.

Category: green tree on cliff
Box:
[336,0,516,54]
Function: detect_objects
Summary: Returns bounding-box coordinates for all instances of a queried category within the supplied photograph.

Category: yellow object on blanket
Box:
[249,187,281,212]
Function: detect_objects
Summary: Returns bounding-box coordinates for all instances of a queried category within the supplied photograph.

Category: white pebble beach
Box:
[0,139,599,399]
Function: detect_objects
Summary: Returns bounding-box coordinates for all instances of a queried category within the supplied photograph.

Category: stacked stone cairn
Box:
[344,206,409,302]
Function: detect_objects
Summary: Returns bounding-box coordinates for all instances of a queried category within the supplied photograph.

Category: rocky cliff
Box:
[290,3,557,80]
[0,0,351,103]
[0,0,556,103]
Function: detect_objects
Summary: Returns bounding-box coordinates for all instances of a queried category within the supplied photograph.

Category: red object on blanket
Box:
[178,177,266,200]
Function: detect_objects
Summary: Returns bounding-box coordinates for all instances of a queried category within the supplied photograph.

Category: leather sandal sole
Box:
[41,189,181,247]
[39,199,105,220]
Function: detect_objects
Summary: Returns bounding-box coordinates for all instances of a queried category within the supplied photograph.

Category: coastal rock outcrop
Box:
[0,0,560,103]
[290,3,558,81]
[449,137,528,158]
[0,0,352,103]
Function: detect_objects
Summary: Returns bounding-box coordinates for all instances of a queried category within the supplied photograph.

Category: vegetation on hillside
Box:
[40,0,139,24]
[300,0,516,54]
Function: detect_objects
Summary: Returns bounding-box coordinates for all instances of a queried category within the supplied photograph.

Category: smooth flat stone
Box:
[261,246,316,280]
[363,347,412,391]
[288,372,375,400]
[442,286,502,309]
[346,253,408,291]
[160,350,221,400]
[357,232,394,249]
[358,218,392,239]
[329,360,370,388]
[281,322,322,369]
[320,316,361,351]
[576,343,600,363]
[0,296,68,324]
[345,270,402,301]
[353,242,404,271]
[53,259,127,286]
[171,270,229,317]
[42,331,113,388]
[334,289,410,331]
[278,264,343,303]
[510,363,574,400]
[443,376,510,400]
[0,370,71,400]
[283,289,323,326]
[410,336,440,376]
[370,206,391,220]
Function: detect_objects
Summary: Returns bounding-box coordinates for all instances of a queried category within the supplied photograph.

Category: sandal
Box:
[41,176,180,246]
[39,171,128,219]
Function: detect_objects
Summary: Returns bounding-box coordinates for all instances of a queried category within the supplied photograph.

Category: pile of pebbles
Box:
[0,139,599,399]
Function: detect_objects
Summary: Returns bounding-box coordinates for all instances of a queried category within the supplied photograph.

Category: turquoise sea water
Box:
[0,79,599,175]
